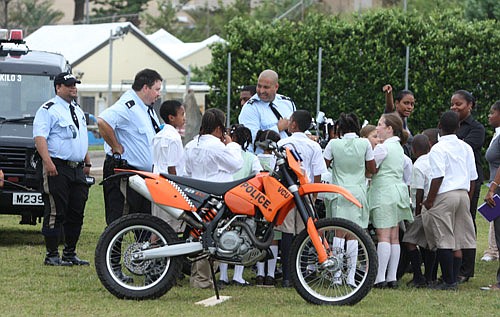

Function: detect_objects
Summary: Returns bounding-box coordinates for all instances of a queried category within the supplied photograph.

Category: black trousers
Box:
[494,216,500,285]
[41,160,89,238]
[102,156,151,226]
[460,180,481,278]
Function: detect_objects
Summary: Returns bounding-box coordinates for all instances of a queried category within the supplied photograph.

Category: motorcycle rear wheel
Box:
[95,214,183,300]
[290,217,377,305]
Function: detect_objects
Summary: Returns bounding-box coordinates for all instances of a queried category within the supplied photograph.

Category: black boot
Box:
[110,238,133,283]
[62,235,89,266]
[44,236,72,266]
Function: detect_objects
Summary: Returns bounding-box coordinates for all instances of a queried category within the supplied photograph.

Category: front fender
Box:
[299,183,362,208]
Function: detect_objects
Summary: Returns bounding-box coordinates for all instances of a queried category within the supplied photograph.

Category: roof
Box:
[0,49,69,75]
[25,22,188,75]
[146,29,226,61]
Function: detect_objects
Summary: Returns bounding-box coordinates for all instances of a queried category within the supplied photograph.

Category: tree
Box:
[74,0,86,24]
[205,10,500,132]
[91,0,149,26]
[465,0,500,20]
[9,0,63,35]
[142,0,183,34]
[169,0,251,42]
[1,0,12,28]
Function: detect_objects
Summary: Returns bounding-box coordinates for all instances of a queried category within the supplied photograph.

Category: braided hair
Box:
[199,108,225,135]
[229,124,252,151]
[254,129,281,152]
[337,112,361,136]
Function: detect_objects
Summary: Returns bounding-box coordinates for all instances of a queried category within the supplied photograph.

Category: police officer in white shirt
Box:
[238,69,295,151]
[33,72,91,266]
[98,69,163,226]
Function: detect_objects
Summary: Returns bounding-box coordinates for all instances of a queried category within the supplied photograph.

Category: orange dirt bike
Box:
[94,143,377,305]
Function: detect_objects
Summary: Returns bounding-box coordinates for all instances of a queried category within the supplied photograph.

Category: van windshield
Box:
[0,74,53,120]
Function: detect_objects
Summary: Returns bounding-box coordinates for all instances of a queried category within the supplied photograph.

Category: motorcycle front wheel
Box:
[290,217,377,305]
[95,214,183,300]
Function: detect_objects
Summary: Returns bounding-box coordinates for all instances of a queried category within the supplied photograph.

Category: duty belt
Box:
[52,158,84,168]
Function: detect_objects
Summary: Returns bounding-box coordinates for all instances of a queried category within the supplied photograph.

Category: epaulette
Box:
[125,100,135,109]
[279,95,296,110]
[279,95,293,102]
[246,98,256,105]
[42,102,54,110]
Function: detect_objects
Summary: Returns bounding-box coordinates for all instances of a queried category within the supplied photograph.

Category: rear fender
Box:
[299,183,362,208]
[114,169,196,211]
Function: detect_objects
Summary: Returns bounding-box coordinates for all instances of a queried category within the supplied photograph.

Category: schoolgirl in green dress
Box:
[369,113,413,288]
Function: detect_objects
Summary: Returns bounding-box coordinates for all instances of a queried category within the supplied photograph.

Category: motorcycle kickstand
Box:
[209,258,220,300]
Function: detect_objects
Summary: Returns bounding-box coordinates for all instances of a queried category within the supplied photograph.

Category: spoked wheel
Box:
[290,217,377,305]
[95,214,183,299]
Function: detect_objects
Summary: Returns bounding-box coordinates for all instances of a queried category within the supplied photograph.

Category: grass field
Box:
[0,184,499,316]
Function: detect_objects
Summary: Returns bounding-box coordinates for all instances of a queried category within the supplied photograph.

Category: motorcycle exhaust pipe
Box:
[137,242,204,260]
[128,175,202,229]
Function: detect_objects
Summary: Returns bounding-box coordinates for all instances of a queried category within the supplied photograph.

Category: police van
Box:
[0,29,71,224]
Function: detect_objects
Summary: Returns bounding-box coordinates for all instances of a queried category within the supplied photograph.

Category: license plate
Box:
[12,193,44,206]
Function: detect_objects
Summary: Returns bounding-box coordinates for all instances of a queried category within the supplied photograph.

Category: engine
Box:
[213,217,267,266]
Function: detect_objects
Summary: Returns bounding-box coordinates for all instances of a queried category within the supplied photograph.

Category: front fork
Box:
[282,169,330,265]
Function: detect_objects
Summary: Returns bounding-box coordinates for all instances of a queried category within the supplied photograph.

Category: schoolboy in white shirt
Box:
[422,111,477,290]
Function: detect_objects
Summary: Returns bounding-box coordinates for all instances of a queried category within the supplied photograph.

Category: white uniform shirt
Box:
[403,154,413,186]
[33,95,88,161]
[152,124,185,176]
[277,132,328,183]
[429,134,478,194]
[184,134,243,182]
[373,136,401,167]
[410,154,431,209]
[98,89,160,171]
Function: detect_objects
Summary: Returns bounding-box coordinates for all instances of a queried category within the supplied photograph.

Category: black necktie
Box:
[269,102,283,120]
[148,106,161,133]
[70,104,79,129]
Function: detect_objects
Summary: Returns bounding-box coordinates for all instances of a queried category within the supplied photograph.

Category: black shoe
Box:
[217,280,230,288]
[115,270,134,283]
[281,279,292,288]
[232,280,251,286]
[62,254,90,266]
[44,256,73,266]
[457,276,470,284]
[429,281,458,291]
[255,275,265,287]
[263,276,275,288]
[386,280,399,289]
[373,281,387,289]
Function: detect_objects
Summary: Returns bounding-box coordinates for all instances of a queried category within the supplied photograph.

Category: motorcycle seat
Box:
[160,173,255,196]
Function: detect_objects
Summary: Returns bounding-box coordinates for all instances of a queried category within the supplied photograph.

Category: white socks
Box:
[267,245,278,278]
[219,263,246,283]
[375,242,391,284]
[333,237,345,283]
[219,263,229,282]
[256,262,265,276]
[346,240,358,286]
[256,245,279,277]
[233,265,245,283]
[386,244,400,282]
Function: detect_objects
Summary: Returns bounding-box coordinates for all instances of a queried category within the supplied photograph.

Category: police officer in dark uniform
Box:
[97,69,163,225]
[33,72,91,266]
